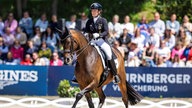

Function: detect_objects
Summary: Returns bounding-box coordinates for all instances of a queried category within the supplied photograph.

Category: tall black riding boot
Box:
[108,60,120,84]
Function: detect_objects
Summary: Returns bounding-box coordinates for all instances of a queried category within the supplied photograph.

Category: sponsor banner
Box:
[0,65,48,95]
[48,66,74,95]
[103,67,192,97]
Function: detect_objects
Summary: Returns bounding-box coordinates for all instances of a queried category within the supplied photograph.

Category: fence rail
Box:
[0,97,192,108]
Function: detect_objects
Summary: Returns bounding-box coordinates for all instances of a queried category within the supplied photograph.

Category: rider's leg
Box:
[99,41,120,84]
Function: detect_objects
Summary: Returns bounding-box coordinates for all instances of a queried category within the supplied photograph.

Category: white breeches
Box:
[91,38,112,60]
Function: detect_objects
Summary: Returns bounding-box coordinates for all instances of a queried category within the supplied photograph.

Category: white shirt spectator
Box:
[66,21,76,29]
[155,47,171,58]
[131,34,145,50]
[108,22,122,39]
[31,34,41,47]
[163,35,176,49]
[171,61,185,67]
[35,19,48,32]
[186,61,192,67]
[121,23,134,35]
[149,19,165,37]
[146,33,160,48]
[127,52,140,67]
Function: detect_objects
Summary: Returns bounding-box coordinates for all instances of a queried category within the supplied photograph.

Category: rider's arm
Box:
[99,18,108,38]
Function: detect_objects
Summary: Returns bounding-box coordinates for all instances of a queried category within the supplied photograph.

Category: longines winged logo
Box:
[0,70,38,90]
[0,81,18,90]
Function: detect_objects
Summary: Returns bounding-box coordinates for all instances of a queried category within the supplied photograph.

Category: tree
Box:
[52,0,58,15]
[16,0,22,18]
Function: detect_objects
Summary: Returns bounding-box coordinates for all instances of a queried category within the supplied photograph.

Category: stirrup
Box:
[113,75,120,84]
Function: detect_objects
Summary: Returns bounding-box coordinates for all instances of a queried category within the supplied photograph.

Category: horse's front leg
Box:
[72,81,97,108]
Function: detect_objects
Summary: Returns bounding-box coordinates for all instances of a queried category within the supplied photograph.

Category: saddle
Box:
[91,43,118,87]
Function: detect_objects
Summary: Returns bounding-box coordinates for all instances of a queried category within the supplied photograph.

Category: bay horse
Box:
[58,27,143,108]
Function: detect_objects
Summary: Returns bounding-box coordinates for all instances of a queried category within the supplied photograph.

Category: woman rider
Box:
[72,2,120,84]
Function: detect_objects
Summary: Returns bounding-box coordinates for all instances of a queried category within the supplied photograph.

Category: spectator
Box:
[38,41,52,59]
[19,11,33,38]
[0,37,8,60]
[135,16,149,38]
[108,14,122,39]
[35,13,48,33]
[113,40,125,58]
[162,29,176,49]
[49,14,59,33]
[131,28,145,51]
[183,44,192,61]
[118,28,131,59]
[121,15,134,36]
[149,12,165,38]
[171,42,184,60]
[181,15,192,39]
[127,51,140,67]
[66,14,77,29]
[2,27,15,46]
[146,27,160,48]
[176,28,190,47]
[125,41,139,66]
[186,44,192,61]
[170,54,185,67]
[0,16,4,36]
[32,52,45,66]
[166,14,180,35]
[10,40,24,64]
[76,12,88,31]
[142,42,156,67]
[155,40,171,63]
[186,58,192,67]
[31,26,42,47]
[42,26,59,52]
[50,52,63,66]
[3,51,18,65]
[140,58,150,67]
[15,26,27,47]
[24,40,38,56]
[119,28,131,47]
[156,56,167,67]
[4,12,18,35]
[20,54,32,65]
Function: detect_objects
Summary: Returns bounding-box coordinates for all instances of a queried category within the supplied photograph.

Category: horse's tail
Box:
[126,81,143,105]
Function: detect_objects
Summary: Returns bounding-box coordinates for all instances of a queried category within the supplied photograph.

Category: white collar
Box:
[93,16,100,23]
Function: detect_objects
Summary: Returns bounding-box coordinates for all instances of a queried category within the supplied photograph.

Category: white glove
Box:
[93,33,100,39]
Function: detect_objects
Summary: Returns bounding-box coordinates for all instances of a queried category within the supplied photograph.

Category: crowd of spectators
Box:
[110,12,192,67]
[0,11,192,67]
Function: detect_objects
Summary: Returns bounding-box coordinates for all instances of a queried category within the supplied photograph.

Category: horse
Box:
[58,27,143,108]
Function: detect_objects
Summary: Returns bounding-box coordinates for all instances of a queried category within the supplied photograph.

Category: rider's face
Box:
[91,9,100,17]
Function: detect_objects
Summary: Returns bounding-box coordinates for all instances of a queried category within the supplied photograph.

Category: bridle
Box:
[59,31,90,59]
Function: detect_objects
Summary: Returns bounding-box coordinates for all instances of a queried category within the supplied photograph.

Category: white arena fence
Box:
[0,97,192,108]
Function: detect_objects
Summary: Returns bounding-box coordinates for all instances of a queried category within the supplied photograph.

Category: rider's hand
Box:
[93,33,100,39]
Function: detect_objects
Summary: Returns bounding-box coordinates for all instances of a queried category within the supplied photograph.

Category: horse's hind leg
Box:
[95,87,106,108]
[118,80,129,108]
[85,93,95,108]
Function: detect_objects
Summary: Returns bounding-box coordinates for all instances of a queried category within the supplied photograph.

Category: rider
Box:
[72,2,120,84]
